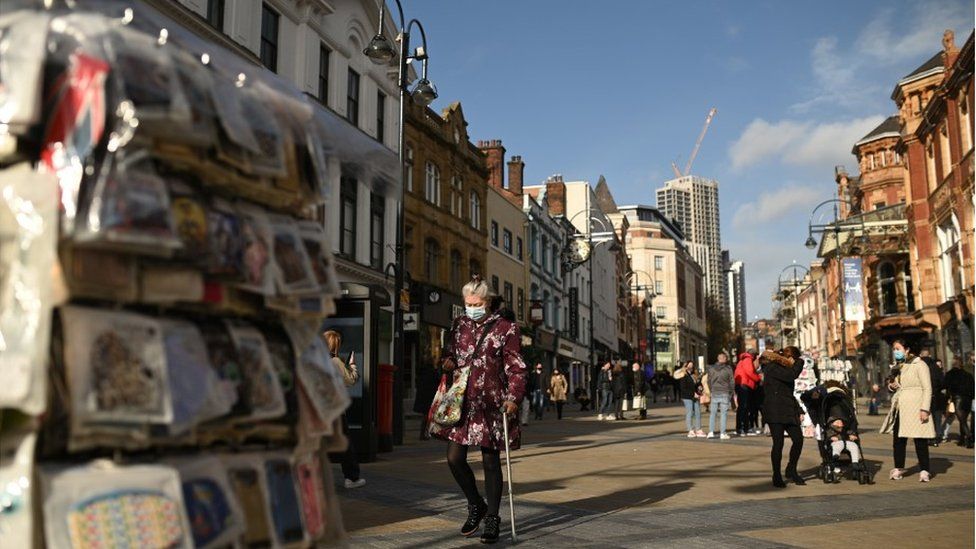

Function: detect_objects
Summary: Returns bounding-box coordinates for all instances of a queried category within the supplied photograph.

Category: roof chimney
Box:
[545,174,566,217]
[478,139,505,189]
[507,155,524,200]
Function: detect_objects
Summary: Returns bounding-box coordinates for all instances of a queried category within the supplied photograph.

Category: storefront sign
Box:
[842,257,866,321]
[403,313,419,332]
[535,329,557,352]
[530,300,544,325]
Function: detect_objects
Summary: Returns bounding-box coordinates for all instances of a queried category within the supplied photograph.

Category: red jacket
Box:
[734,353,761,389]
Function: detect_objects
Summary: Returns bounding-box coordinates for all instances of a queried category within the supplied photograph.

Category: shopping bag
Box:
[430,368,471,427]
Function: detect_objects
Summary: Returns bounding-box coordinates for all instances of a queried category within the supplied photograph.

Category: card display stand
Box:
[0,2,364,546]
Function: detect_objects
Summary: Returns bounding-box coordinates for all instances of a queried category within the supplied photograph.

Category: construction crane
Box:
[670,107,717,178]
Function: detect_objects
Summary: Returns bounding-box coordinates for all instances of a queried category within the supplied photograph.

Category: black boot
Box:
[786,467,806,485]
[461,500,487,537]
[772,473,786,488]
[480,515,501,544]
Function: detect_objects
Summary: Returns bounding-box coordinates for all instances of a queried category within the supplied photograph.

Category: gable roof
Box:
[852,116,901,151]
[891,52,945,99]
[593,175,619,214]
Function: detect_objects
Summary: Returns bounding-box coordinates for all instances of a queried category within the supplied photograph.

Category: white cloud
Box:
[732,184,822,229]
[728,115,885,172]
[792,0,971,113]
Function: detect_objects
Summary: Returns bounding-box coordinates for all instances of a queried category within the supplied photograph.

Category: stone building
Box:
[402,101,489,404]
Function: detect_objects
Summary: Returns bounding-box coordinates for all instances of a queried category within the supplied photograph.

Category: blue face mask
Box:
[466,306,486,320]
[893,350,905,361]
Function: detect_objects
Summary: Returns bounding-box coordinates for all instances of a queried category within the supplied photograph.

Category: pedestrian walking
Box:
[597,361,614,420]
[735,350,761,436]
[430,277,527,543]
[649,372,660,404]
[323,330,366,489]
[528,363,545,421]
[612,362,629,420]
[631,362,648,420]
[944,355,974,448]
[921,356,947,447]
[880,339,934,482]
[706,352,734,439]
[548,368,568,420]
[678,361,705,437]
[869,383,882,415]
[761,347,806,488]
[671,366,682,403]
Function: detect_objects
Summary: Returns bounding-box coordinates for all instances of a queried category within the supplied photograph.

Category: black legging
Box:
[769,423,803,475]
[892,415,931,471]
[555,401,565,419]
[952,397,973,443]
[447,442,503,515]
[735,386,751,433]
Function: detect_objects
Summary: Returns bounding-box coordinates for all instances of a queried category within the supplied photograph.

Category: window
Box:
[425,162,440,205]
[317,44,330,104]
[960,91,972,153]
[404,147,414,192]
[656,306,666,319]
[551,245,558,274]
[939,123,952,181]
[207,0,224,30]
[654,256,664,270]
[260,4,279,72]
[874,201,886,210]
[503,229,512,254]
[516,237,523,260]
[491,275,500,293]
[469,192,481,229]
[450,250,462,289]
[530,227,539,265]
[469,259,481,279]
[543,290,551,328]
[346,69,360,125]
[656,280,664,295]
[339,177,357,257]
[424,238,440,283]
[926,140,937,192]
[517,288,525,321]
[490,221,499,246]
[878,262,897,315]
[370,193,384,270]
[937,218,964,299]
[376,91,386,143]
[450,177,463,217]
[553,297,561,332]
[503,282,514,311]
[901,263,916,311]
[541,236,550,272]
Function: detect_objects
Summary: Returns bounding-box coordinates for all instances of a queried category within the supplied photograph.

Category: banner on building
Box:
[842,257,866,321]
[568,287,579,339]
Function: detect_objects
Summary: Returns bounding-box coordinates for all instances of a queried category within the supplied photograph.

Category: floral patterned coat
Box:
[430,312,528,451]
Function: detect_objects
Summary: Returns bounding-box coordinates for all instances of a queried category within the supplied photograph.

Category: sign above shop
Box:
[529,300,544,325]
[403,313,419,332]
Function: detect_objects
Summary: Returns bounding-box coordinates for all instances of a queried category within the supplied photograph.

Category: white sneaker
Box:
[687,430,696,438]
[706,432,715,439]
[746,429,759,437]
[695,430,707,438]
[344,478,367,489]
[919,471,931,483]
[720,433,731,440]
[889,468,903,480]
[597,414,604,420]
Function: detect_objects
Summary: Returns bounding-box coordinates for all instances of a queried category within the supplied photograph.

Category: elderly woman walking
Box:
[881,339,935,482]
[430,277,527,544]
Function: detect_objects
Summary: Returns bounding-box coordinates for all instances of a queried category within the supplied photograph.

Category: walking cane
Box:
[502,412,518,543]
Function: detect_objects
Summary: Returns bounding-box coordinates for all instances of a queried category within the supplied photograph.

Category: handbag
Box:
[429,320,498,427]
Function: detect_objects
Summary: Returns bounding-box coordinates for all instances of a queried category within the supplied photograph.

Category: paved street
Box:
[338,401,974,548]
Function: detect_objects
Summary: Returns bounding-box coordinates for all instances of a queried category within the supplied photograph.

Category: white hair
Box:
[462,279,490,299]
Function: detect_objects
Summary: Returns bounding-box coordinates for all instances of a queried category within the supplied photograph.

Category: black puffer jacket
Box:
[761,353,804,425]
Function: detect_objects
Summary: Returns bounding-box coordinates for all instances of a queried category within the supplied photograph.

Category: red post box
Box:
[377,363,396,452]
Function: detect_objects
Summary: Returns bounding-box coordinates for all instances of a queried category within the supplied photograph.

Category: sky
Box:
[405,0,974,319]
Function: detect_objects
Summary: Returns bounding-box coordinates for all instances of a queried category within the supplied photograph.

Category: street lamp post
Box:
[364,0,438,446]
[805,199,857,362]
[775,263,811,348]
[626,270,656,368]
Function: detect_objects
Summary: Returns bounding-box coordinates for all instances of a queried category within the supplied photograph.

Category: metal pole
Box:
[835,206,847,364]
[588,231,596,402]
[392,21,408,447]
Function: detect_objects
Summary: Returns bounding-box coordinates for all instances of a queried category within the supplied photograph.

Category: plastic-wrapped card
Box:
[263,456,307,547]
[166,48,218,148]
[260,324,298,423]
[293,451,326,541]
[265,89,315,195]
[60,306,173,425]
[0,10,50,157]
[288,321,350,429]
[267,214,317,295]
[235,204,275,296]
[171,456,245,549]
[77,153,181,255]
[225,321,286,421]
[240,84,287,179]
[170,177,209,265]
[205,198,244,279]
[110,25,191,135]
[61,247,138,302]
[0,165,60,415]
[42,461,193,549]
[141,266,204,303]
[212,75,260,172]
[296,219,341,298]
[196,320,245,418]
[161,320,234,435]
[222,455,273,549]
[0,431,36,548]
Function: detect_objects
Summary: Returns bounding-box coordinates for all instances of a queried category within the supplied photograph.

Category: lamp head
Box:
[411,78,438,106]
[805,235,818,250]
[363,34,397,64]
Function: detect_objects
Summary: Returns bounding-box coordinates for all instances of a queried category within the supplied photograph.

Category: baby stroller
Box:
[801,382,872,484]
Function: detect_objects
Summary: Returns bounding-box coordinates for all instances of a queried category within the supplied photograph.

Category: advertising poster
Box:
[842,257,866,321]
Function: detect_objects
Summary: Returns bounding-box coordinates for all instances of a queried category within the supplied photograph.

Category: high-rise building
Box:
[656,176,725,313]
[722,250,746,332]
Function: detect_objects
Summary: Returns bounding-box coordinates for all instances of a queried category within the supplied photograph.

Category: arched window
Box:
[878,261,897,315]
[450,249,462,289]
[900,262,915,312]
[424,238,440,284]
[469,192,481,229]
[469,258,481,279]
[543,290,552,328]
[425,162,440,205]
